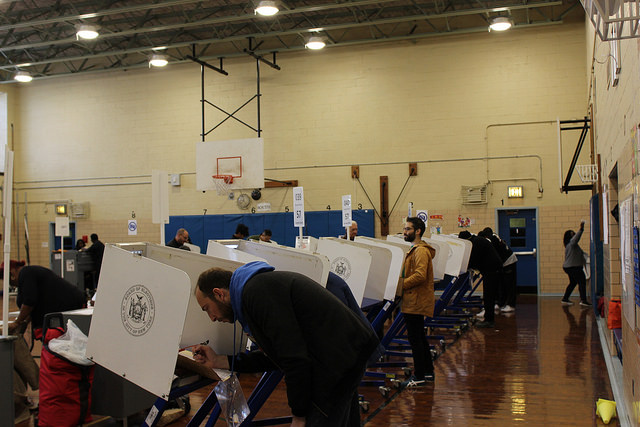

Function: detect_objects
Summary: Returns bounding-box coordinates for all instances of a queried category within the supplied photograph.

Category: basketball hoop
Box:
[212,174,234,196]
[576,164,598,183]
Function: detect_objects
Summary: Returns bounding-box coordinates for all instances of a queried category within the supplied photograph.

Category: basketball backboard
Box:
[196,138,264,191]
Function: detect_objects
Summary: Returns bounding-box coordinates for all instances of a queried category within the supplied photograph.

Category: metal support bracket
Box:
[560,117,593,193]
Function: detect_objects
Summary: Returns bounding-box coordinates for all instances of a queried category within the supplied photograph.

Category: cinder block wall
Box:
[588,7,640,424]
[1,22,590,295]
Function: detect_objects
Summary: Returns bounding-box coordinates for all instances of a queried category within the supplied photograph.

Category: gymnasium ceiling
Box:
[0,0,584,83]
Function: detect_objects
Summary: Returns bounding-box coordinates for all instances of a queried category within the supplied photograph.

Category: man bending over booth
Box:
[193,262,379,427]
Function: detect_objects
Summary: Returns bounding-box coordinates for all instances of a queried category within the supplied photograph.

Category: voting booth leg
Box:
[0,336,18,426]
[143,379,214,427]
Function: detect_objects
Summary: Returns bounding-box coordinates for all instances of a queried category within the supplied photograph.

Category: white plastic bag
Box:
[213,373,250,426]
[48,319,94,366]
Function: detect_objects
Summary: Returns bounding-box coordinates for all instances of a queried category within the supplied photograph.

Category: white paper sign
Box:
[293,187,305,227]
[55,216,70,236]
[295,236,311,250]
[342,195,352,228]
[128,220,138,236]
[66,260,75,272]
[257,202,271,212]
[416,210,429,227]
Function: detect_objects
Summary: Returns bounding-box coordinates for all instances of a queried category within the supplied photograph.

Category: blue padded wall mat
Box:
[164,209,375,252]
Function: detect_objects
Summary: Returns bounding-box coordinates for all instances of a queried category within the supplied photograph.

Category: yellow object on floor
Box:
[596,398,617,424]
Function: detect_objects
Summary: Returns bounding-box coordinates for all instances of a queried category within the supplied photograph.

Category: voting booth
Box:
[383,235,449,282]
[429,234,471,275]
[311,237,372,305]
[86,243,247,400]
[206,240,267,263]
[236,240,330,286]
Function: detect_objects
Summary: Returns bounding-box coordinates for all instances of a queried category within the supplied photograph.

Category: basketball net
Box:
[212,174,233,196]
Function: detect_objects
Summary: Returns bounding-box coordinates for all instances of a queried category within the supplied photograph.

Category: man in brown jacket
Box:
[400,217,437,387]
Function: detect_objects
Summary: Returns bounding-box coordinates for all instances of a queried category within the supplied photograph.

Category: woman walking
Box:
[561,220,591,307]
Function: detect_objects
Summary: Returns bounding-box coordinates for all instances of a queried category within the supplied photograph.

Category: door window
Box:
[509,218,526,247]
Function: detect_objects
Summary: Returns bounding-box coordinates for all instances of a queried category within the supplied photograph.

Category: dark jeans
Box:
[498,263,517,307]
[562,266,587,302]
[482,270,499,322]
[305,359,367,427]
[403,313,434,378]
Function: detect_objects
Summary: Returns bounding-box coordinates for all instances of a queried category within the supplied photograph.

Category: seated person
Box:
[248,229,276,244]
[231,223,249,239]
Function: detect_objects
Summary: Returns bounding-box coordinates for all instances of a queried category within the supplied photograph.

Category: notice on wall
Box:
[621,197,635,324]
[128,219,138,236]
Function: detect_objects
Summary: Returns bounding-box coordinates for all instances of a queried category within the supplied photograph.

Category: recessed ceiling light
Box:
[149,54,169,67]
[305,36,326,50]
[489,17,512,32]
[76,24,99,40]
[14,71,33,82]
[255,1,279,16]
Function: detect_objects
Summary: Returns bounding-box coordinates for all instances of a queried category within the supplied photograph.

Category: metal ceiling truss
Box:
[0,0,583,82]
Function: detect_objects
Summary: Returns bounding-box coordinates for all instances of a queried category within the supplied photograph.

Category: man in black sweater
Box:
[459,231,503,328]
[193,262,379,427]
[4,262,86,334]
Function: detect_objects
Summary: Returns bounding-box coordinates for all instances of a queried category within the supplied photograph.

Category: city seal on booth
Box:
[121,284,155,336]
[331,256,352,280]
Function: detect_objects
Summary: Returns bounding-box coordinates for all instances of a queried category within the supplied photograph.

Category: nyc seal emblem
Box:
[331,256,352,280]
[121,284,155,336]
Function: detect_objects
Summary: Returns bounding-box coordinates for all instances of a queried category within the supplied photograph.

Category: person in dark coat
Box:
[459,231,503,328]
[193,262,379,427]
[85,233,105,286]
[167,228,190,250]
[4,262,85,334]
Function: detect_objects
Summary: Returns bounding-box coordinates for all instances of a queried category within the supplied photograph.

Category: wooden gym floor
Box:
[6,294,619,426]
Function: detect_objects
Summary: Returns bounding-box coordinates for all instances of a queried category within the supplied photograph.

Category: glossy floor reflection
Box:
[167,295,617,426]
[6,294,618,426]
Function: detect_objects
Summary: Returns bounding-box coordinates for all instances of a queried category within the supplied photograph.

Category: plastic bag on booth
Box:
[48,319,94,366]
[213,373,250,426]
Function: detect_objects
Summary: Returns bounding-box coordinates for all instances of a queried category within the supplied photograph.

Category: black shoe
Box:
[579,301,592,307]
[424,373,435,382]
[561,299,574,306]
[476,321,495,328]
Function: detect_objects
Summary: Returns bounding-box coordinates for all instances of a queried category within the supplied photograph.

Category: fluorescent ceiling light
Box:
[149,54,169,67]
[14,71,33,82]
[76,24,99,40]
[255,1,279,16]
[305,36,326,50]
[489,17,512,31]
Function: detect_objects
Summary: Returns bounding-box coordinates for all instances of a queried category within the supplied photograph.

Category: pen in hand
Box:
[179,339,209,354]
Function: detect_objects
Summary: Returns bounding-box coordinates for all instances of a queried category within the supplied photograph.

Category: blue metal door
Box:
[497,209,538,292]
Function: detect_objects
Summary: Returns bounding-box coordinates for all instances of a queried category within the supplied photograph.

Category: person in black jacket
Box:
[459,231,503,328]
[479,227,518,313]
[84,233,105,286]
[4,262,86,334]
[193,262,379,427]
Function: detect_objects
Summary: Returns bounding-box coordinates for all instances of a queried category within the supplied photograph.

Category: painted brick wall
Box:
[1,23,590,297]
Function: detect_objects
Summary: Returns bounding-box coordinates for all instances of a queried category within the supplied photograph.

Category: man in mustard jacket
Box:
[401,217,437,387]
